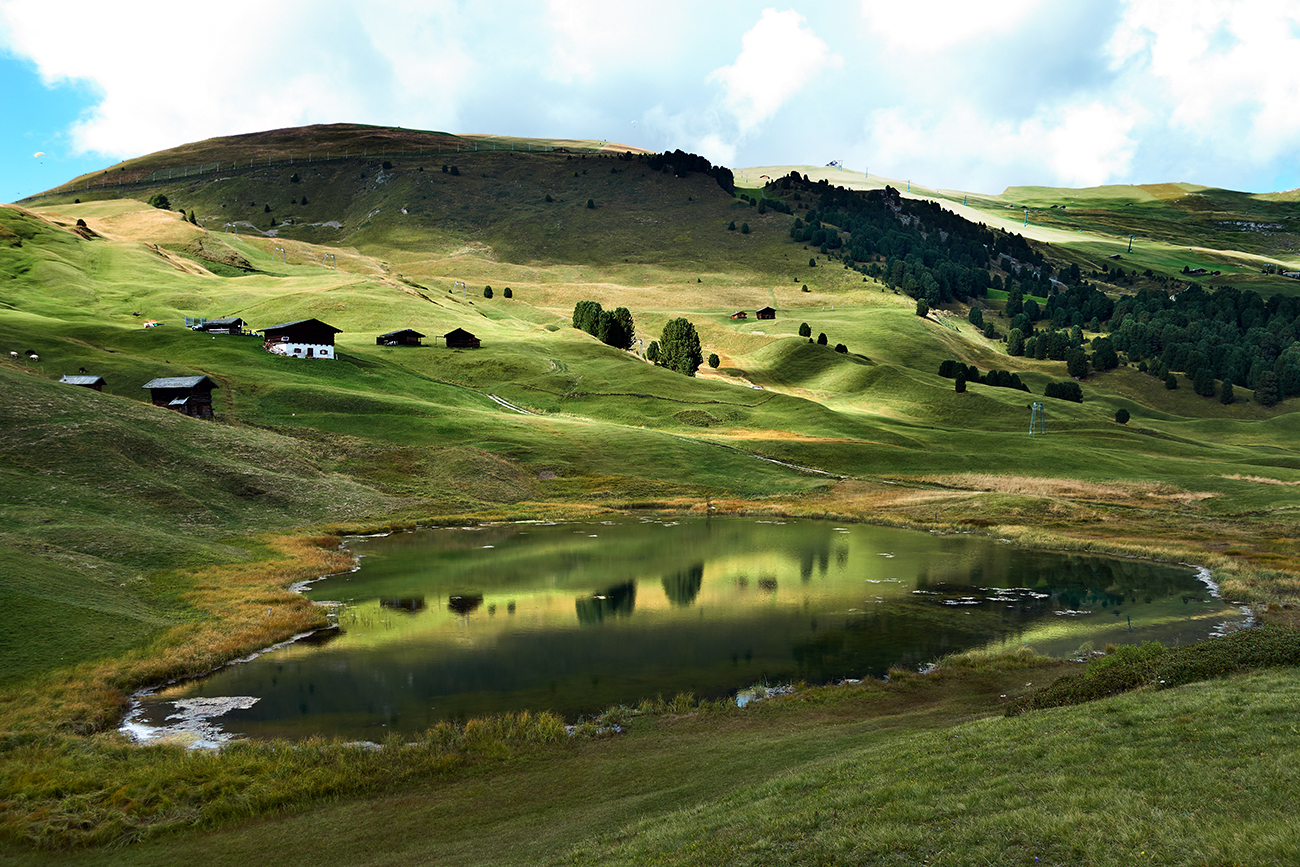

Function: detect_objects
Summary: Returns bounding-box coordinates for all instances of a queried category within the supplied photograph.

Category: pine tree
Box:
[657,318,703,376]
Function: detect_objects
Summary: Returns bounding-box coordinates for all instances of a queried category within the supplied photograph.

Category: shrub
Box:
[741,223,750,234]
[148,193,171,210]
[382,161,392,171]
[290,173,300,183]
[916,299,929,318]
[1165,373,1178,390]
[1115,407,1130,424]
[450,166,460,176]
[798,322,812,338]
[817,333,827,346]
[835,343,847,354]
[503,287,513,299]
[728,221,736,231]
[586,198,595,209]
[707,353,720,368]
[545,194,553,203]
[955,374,966,393]
[483,286,493,299]
[809,257,816,268]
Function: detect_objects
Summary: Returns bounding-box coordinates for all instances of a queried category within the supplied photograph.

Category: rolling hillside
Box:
[3,124,1300,857]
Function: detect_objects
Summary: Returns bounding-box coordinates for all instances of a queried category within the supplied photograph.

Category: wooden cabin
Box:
[199,317,248,335]
[377,329,425,347]
[756,306,776,320]
[59,374,105,391]
[141,375,218,418]
[258,319,341,360]
[729,311,748,320]
[444,328,481,349]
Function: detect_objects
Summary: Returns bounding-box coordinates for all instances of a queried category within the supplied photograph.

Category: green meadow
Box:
[2,124,1300,862]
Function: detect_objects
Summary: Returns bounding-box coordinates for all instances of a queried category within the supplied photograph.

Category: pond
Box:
[124,517,1247,744]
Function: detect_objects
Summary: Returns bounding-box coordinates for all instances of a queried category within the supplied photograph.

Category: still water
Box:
[128,517,1245,743]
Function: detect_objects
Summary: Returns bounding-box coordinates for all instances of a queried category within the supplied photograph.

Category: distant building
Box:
[141,375,218,418]
[444,328,481,349]
[729,311,748,320]
[376,329,426,347]
[258,319,341,359]
[198,317,249,335]
[756,306,776,320]
[59,374,105,391]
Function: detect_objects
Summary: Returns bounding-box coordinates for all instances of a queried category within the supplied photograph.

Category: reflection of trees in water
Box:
[912,553,1203,614]
[757,576,778,593]
[447,594,484,616]
[662,563,704,607]
[380,596,426,613]
[576,581,637,624]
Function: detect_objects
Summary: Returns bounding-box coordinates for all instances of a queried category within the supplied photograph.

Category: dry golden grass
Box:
[921,473,1216,503]
[1222,473,1300,487]
[0,535,354,735]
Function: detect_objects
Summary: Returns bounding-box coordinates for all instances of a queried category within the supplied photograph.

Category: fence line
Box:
[43,141,611,198]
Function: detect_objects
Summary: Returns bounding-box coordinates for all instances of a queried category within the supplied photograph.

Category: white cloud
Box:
[708,9,840,135]
[863,100,1137,192]
[859,0,1045,51]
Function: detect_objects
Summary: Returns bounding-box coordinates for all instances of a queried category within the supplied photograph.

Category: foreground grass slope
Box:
[2,126,1299,858]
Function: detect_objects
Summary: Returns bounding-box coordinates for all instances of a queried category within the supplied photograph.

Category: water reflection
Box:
[129,517,1246,742]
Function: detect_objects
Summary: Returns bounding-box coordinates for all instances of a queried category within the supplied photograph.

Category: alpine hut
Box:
[198,317,249,335]
[756,306,776,320]
[376,329,425,347]
[141,375,218,418]
[444,328,481,349]
[258,319,341,359]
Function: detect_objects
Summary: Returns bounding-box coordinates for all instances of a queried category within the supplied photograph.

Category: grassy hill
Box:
[3,125,1300,858]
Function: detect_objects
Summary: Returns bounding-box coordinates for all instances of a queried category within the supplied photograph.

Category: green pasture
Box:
[4,132,1300,860]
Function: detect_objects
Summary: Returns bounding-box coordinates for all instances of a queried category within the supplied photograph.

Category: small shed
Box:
[756,306,776,320]
[199,317,248,335]
[444,328,481,349]
[377,329,426,347]
[60,374,105,391]
[258,319,341,360]
[729,311,748,320]
[141,375,218,418]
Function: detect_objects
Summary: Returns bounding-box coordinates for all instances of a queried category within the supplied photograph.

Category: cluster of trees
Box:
[644,150,735,195]
[798,322,848,353]
[937,361,1030,392]
[774,175,1040,308]
[1044,381,1084,402]
[571,301,634,350]
[997,276,1300,405]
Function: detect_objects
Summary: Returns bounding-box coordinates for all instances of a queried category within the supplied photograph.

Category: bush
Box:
[545,194,553,203]
[483,286,493,299]
[147,193,170,210]
[955,374,966,393]
[798,322,812,338]
[741,223,750,234]
[382,161,392,171]
[707,353,720,368]
[835,343,847,354]
[817,333,827,346]
[728,221,736,231]
[1165,373,1178,390]
[586,198,595,209]
[1115,407,1130,424]
[450,166,460,176]
[503,287,513,299]
[809,257,816,268]
[916,299,929,318]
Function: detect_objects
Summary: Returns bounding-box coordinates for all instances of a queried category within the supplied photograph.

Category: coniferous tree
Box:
[1115,407,1131,424]
[657,318,702,376]
[708,353,720,368]
[798,322,812,338]
[1255,372,1281,407]
[1219,379,1235,405]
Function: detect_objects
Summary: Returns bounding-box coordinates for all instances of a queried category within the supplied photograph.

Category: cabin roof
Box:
[258,318,342,334]
[59,375,105,386]
[445,327,477,338]
[141,375,218,390]
[378,329,426,339]
[206,317,245,326]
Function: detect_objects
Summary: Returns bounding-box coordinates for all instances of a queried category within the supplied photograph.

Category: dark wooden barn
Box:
[258,319,341,360]
[59,374,105,391]
[376,329,426,347]
[141,375,219,418]
[199,317,249,335]
[444,328,481,349]
[756,306,776,320]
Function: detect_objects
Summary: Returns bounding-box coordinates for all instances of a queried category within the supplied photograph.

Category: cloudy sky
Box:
[3,0,1299,204]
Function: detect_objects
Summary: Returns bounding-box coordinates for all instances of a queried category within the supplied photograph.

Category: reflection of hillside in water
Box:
[134,518,1243,740]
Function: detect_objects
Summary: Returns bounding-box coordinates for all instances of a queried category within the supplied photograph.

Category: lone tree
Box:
[147,193,170,210]
[1115,407,1131,424]
[504,287,513,299]
[707,353,720,369]
[741,222,750,234]
[728,221,736,231]
[798,322,812,338]
[817,332,828,346]
[586,198,595,209]
[916,298,929,318]
[834,343,848,354]
[657,318,703,376]
[483,286,493,299]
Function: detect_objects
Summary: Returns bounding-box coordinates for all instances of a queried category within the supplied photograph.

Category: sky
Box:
[3,0,1300,205]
